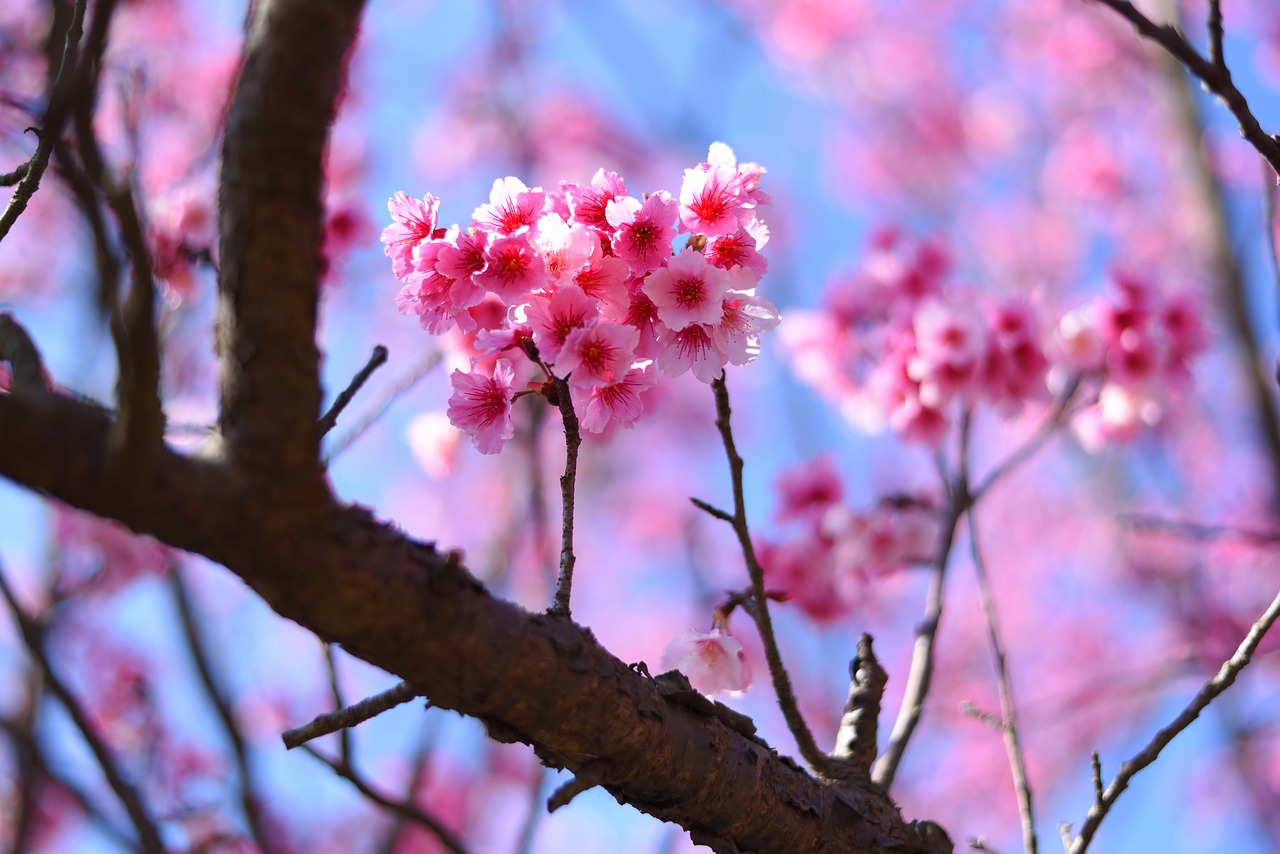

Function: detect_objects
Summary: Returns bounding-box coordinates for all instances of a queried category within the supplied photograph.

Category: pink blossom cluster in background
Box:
[782,229,1209,448]
[754,454,939,622]
[384,143,781,453]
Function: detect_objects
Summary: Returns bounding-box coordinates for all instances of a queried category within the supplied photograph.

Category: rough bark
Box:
[0,1,953,851]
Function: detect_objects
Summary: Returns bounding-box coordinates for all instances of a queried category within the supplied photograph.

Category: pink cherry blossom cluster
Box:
[1055,272,1209,449]
[384,144,780,453]
[782,229,1208,447]
[755,455,938,622]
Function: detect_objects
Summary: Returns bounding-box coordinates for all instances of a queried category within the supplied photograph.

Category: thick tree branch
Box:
[0,389,950,854]
[217,0,365,479]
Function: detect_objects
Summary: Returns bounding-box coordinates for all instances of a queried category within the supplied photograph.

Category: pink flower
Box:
[907,299,986,408]
[704,220,770,276]
[570,363,656,433]
[714,273,781,366]
[678,161,749,238]
[573,255,631,317]
[774,455,844,525]
[607,191,678,274]
[525,285,600,362]
[622,284,667,358]
[558,322,639,386]
[475,234,546,303]
[660,629,752,695]
[656,323,728,383]
[382,191,440,279]
[471,177,545,235]
[435,226,489,285]
[563,168,628,231]
[642,248,730,331]
[534,213,597,283]
[446,359,517,455]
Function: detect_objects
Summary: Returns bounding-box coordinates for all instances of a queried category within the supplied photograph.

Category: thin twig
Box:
[323,643,353,763]
[170,565,268,848]
[513,766,547,854]
[301,746,468,854]
[708,374,828,773]
[1206,0,1225,72]
[873,497,962,790]
[1086,0,1280,177]
[1120,514,1280,546]
[689,496,734,523]
[0,560,164,853]
[319,345,389,435]
[0,714,136,851]
[324,348,442,463]
[972,377,1080,502]
[1067,586,1280,852]
[968,511,1038,854]
[549,375,581,619]
[1090,752,1103,806]
[0,0,87,244]
[282,681,421,750]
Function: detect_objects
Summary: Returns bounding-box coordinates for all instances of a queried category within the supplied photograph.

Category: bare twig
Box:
[0,559,164,853]
[324,348,442,462]
[1206,0,1225,72]
[832,633,888,775]
[968,512,1037,854]
[1068,586,1280,852]
[549,375,581,618]
[282,681,421,750]
[170,565,268,848]
[708,374,828,773]
[972,377,1080,502]
[513,766,547,854]
[1121,513,1280,546]
[1090,752,1103,806]
[0,714,136,851]
[323,643,353,763]
[873,494,964,789]
[319,345,389,435]
[1086,0,1280,177]
[0,0,87,244]
[302,746,468,854]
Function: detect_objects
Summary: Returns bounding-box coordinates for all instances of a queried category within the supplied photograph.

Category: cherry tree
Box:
[2,0,1280,852]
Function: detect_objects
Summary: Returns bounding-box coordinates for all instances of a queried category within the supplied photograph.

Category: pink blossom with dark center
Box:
[558,322,639,386]
[570,362,657,433]
[642,248,730,331]
[382,191,440,279]
[446,358,517,455]
[525,285,600,362]
[563,168,628,231]
[471,177,545,235]
[475,234,546,303]
[607,191,678,274]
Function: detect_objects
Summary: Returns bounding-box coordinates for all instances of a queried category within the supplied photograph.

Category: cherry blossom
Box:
[642,248,731,331]
[660,629,752,695]
[446,359,518,454]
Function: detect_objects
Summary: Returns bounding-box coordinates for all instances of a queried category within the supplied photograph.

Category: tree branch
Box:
[708,374,831,776]
[1086,0,1280,177]
[0,388,951,853]
[1068,586,1280,852]
[217,0,366,479]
